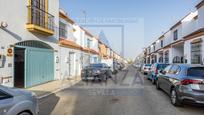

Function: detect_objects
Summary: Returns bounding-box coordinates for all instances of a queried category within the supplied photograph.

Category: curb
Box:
[37,80,81,99]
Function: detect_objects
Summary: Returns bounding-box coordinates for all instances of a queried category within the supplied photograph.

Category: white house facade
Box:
[0,0,60,88]
[143,1,204,65]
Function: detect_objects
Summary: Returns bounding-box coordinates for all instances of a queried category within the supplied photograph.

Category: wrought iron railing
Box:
[27,5,54,31]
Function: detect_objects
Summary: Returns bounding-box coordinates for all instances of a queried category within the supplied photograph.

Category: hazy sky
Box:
[60,0,201,60]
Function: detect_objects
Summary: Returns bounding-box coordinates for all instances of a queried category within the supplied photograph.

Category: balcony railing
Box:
[27,5,54,34]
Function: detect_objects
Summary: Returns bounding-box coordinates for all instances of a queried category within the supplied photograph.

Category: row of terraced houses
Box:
[141,1,204,65]
[0,0,123,88]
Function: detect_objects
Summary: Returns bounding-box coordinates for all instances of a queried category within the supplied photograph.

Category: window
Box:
[28,0,54,31]
[31,0,46,26]
[87,39,92,48]
[103,63,109,68]
[161,40,163,47]
[59,22,67,38]
[169,65,180,74]
[164,51,169,64]
[153,45,155,51]
[154,55,157,63]
[173,30,178,40]
[157,64,169,70]
[164,65,172,73]
[187,67,204,77]
[159,56,163,63]
[191,41,202,64]
[0,90,12,100]
[91,64,103,68]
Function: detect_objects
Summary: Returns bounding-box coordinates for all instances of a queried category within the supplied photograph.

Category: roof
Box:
[170,21,182,30]
[196,0,204,9]
[59,11,75,24]
[80,27,94,38]
[145,12,197,49]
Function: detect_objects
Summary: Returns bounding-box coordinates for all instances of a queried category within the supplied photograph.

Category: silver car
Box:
[0,85,39,115]
[157,64,204,106]
[141,64,151,75]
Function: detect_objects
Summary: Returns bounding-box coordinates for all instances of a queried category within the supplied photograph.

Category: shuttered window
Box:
[191,39,202,64]
[164,51,169,64]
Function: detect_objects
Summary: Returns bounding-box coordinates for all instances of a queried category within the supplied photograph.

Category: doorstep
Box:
[27,76,81,99]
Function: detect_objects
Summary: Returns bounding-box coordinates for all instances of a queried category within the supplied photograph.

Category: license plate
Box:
[87,77,94,80]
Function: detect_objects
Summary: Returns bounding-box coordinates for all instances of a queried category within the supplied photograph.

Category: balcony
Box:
[26,6,54,36]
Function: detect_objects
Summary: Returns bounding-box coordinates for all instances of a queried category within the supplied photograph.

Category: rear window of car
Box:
[145,64,151,67]
[187,67,204,77]
[0,90,12,100]
[91,64,103,68]
[157,64,169,69]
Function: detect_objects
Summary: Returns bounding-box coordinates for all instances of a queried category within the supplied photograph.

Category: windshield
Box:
[145,64,151,67]
[187,67,204,77]
[90,64,103,68]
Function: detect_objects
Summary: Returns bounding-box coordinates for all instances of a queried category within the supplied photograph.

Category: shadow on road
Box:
[39,93,60,115]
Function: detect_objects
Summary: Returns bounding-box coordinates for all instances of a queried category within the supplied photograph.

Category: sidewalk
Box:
[27,76,81,99]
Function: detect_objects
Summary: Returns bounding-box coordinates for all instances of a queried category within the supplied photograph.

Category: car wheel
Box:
[18,111,32,115]
[156,80,160,90]
[170,89,181,106]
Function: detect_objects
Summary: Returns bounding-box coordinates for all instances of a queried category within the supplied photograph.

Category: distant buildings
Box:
[140,1,204,65]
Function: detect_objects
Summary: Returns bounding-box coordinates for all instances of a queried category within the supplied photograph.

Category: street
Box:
[39,66,204,115]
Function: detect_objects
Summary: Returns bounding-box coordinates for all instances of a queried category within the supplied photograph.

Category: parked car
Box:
[141,64,151,75]
[149,63,169,84]
[0,85,39,115]
[138,64,144,71]
[81,63,112,81]
[132,63,141,69]
[117,62,125,70]
[156,64,204,106]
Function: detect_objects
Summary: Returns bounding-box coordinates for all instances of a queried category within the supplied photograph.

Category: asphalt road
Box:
[39,66,204,115]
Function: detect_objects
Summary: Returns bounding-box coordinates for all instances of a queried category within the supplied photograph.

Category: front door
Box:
[14,47,25,88]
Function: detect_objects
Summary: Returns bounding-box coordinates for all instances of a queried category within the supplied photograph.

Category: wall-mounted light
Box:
[0,22,8,28]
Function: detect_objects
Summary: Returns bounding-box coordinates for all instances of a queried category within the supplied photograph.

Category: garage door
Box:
[25,47,54,88]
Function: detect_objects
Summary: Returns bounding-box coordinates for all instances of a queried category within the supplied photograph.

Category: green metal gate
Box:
[25,47,54,88]
[15,40,54,88]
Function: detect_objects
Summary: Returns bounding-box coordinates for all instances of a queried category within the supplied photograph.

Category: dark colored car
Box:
[81,63,112,81]
[156,64,204,106]
[149,63,169,84]
[117,62,125,70]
